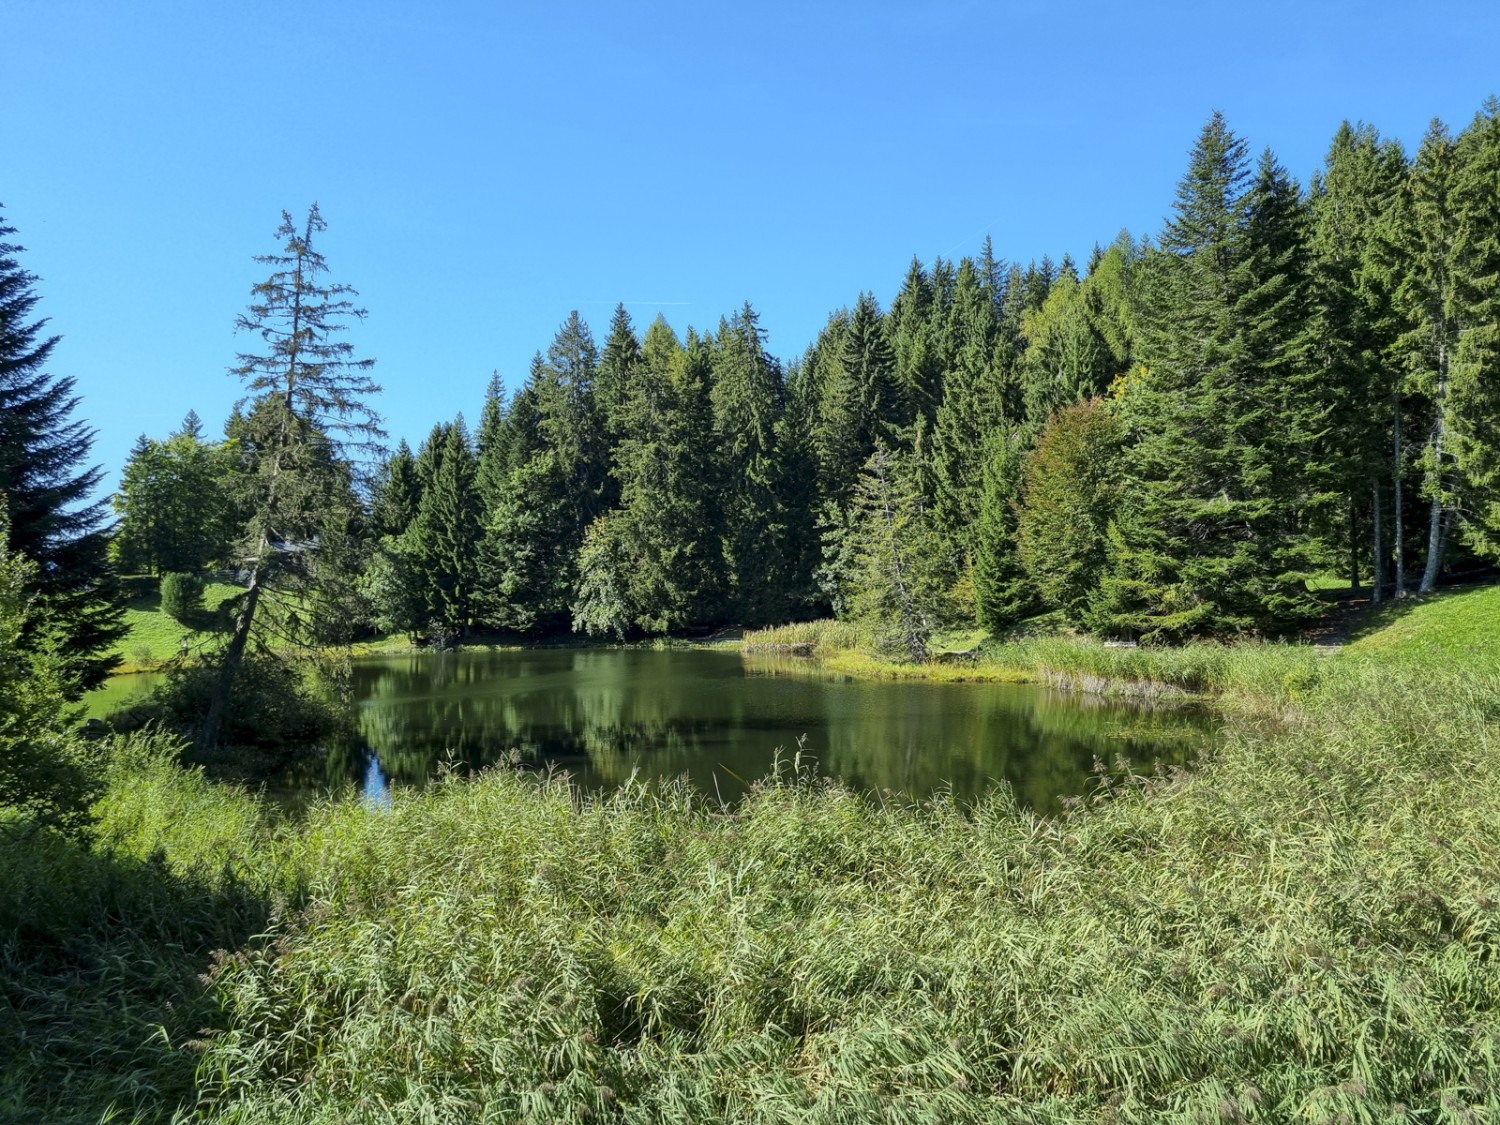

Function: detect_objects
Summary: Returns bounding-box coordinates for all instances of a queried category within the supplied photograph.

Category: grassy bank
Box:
[5,655,1499,1122]
[743,619,1326,707]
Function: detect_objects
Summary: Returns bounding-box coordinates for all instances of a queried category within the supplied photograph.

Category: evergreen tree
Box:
[844,441,945,662]
[405,418,481,633]
[1015,399,1125,626]
[931,258,1013,573]
[1308,121,1408,598]
[595,302,641,494]
[711,303,785,624]
[593,317,720,632]
[972,425,1037,630]
[112,413,238,575]
[1389,120,1463,593]
[1452,99,1500,557]
[0,205,125,692]
[888,259,942,424]
[483,315,604,633]
[202,204,381,747]
[371,439,420,539]
[1102,116,1325,638]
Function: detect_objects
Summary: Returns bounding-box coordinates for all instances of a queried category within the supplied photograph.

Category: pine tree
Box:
[202,204,381,747]
[0,205,125,692]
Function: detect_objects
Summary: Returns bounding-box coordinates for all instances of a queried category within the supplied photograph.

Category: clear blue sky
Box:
[7,0,1499,494]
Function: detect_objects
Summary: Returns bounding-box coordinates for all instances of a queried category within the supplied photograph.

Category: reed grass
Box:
[2,658,1489,1122]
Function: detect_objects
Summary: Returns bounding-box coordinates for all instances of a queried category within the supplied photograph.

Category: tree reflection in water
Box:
[303,649,1216,812]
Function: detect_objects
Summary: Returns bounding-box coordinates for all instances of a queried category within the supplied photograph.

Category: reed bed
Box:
[3,658,1488,1123]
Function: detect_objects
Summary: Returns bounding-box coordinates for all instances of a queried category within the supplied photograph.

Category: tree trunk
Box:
[199,547,265,750]
[1370,482,1384,604]
[1419,368,1448,594]
[1347,498,1360,592]
[1393,401,1406,598]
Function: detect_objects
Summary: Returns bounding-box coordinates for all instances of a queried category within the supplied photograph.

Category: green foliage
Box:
[112,412,240,576]
[711,303,786,624]
[0,205,126,692]
[0,529,100,832]
[141,653,346,750]
[972,425,1037,630]
[11,656,1496,1122]
[844,442,947,661]
[159,570,206,623]
[404,419,482,632]
[1101,118,1328,639]
[1016,398,1126,626]
[1451,99,1500,558]
[571,514,634,640]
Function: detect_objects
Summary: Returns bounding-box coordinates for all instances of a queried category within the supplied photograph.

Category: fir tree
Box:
[0,205,125,692]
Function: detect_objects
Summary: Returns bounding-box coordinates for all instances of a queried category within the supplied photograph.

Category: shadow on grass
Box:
[0,820,272,1124]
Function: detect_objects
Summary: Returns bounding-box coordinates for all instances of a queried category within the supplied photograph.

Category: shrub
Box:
[159,571,205,623]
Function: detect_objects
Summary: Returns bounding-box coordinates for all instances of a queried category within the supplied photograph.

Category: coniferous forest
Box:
[88,104,1500,675]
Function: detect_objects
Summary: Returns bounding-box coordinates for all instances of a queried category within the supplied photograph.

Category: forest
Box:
[86,104,1500,690]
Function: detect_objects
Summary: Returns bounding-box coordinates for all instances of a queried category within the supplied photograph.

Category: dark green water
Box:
[90,649,1217,810]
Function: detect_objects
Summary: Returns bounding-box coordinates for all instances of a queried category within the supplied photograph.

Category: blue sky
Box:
[7,0,1499,493]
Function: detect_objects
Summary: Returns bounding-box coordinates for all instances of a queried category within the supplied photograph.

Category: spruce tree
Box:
[1102,116,1324,638]
[1389,120,1463,593]
[202,204,381,747]
[931,258,1013,575]
[406,418,481,633]
[0,205,125,692]
[1308,121,1408,598]
[1452,98,1500,556]
[711,303,785,624]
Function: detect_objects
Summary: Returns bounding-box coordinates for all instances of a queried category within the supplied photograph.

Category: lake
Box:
[90,648,1216,811]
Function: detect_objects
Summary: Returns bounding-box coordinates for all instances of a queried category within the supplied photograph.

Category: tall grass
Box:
[11,585,1500,1125]
[4,660,1479,1122]
[743,620,1324,705]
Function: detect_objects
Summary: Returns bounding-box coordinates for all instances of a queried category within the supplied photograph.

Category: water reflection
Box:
[341,649,1216,811]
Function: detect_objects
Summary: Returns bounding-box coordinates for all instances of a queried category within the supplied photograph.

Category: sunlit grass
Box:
[13,659,1487,1123]
[114,578,245,672]
[1347,581,1500,668]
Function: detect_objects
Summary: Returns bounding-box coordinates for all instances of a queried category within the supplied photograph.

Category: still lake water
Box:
[91,649,1217,811]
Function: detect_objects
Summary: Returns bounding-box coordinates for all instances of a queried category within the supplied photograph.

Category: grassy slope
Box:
[1347,581,1500,663]
[115,579,246,672]
[6,588,1499,1122]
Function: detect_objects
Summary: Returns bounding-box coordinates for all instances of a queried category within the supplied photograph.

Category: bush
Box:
[132,654,347,750]
[159,571,205,623]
